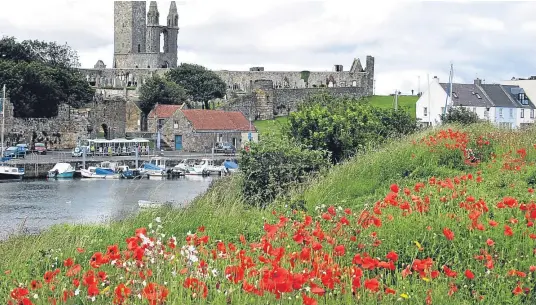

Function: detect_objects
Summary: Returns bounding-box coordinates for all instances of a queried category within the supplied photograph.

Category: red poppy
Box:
[465,269,475,280]
[183,278,208,299]
[443,227,454,240]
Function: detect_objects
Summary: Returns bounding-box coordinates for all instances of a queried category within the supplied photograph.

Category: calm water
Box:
[0,176,215,240]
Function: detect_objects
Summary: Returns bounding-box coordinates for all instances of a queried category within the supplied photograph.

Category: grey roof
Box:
[500,85,536,109]
[479,84,518,108]
[439,83,494,108]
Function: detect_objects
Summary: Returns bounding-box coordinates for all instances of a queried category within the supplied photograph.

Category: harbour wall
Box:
[11,157,235,179]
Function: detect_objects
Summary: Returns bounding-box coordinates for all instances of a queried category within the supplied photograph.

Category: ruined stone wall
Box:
[4,104,90,149]
[87,97,127,139]
[125,101,142,132]
[273,86,368,116]
[224,82,369,120]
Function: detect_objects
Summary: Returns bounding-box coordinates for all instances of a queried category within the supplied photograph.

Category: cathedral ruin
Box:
[80,0,375,120]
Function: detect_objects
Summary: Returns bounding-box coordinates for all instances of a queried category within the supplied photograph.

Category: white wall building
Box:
[416,77,535,129]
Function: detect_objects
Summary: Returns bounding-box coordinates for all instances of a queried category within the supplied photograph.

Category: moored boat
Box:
[47,163,75,179]
[0,161,24,180]
[138,199,174,209]
[81,167,121,179]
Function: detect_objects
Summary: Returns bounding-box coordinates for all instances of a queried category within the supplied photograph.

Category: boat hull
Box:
[0,172,23,180]
[138,200,173,209]
[47,171,75,178]
[80,170,120,179]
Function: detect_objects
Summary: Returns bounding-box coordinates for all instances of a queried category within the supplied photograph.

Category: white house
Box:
[416,77,535,129]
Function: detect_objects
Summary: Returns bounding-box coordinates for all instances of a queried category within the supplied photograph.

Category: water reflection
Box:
[0,177,214,240]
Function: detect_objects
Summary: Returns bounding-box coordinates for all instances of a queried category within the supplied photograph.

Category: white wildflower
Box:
[33,294,38,299]
[155,217,161,223]
[75,289,80,296]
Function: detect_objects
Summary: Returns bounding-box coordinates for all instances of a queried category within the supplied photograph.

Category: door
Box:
[175,135,182,151]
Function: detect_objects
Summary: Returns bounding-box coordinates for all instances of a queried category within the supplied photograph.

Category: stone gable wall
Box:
[3,98,128,149]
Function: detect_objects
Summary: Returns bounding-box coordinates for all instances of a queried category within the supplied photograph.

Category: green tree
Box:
[0,36,94,117]
[440,106,481,125]
[139,75,188,114]
[286,93,417,163]
[166,63,226,110]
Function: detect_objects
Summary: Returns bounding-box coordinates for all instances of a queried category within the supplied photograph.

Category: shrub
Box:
[240,134,329,207]
[440,107,481,125]
[286,93,417,163]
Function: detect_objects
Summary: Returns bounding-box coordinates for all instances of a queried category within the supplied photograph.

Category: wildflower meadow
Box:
[4,125,536,304]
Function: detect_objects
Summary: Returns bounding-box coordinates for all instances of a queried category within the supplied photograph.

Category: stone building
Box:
[78,1,375,121]
[147,105,257,152]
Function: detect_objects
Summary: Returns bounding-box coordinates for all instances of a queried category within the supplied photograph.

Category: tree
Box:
[166,63,226,110]
[139,75,188,114]
[0,36,94,118]
[440,107,480,125]
[286,93,417,163]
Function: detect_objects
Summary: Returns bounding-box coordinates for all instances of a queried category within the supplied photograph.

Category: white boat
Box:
[172,158,195,173]
[80,165,121,179]
[141,157,168,177]
[138,199,174,209]
[0,163,24,180]
[47,163,75,178]
[184,159,223,176]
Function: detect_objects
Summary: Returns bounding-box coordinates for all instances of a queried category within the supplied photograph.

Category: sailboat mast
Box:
[1,84,4,156]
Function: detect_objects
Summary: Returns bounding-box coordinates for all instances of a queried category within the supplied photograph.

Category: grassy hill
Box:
[4,123,535,304]
[254,95,418,134]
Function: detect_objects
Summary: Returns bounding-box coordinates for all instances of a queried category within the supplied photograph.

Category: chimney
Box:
[474,78,482,86]
[433,76,439,83]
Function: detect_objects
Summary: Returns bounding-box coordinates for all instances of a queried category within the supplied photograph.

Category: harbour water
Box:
[0,176,215,240]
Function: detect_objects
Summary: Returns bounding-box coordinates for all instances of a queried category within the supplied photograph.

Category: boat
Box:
[0,158,24,180]
[222,160,239,174]
[119,165,143,179]
[47,163,75,179]
[184,159,223,176]
[80,167,121,179]
[172,158,195,173]
[138,199,174,209]
[141,162,167,177]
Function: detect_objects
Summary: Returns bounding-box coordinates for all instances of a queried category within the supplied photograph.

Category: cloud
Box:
[0,0,533,95]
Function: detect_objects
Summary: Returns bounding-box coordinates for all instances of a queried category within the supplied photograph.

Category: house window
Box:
[475,94,482,99]
[473,107,476,113]
[452,92,458,98]
[520,93,525,101]
[423,107,428,117]
[531,109,534,118]
[484,110,489,118]
[157,119,165,130]
[138,44,141,53]
[510,108,513,118]
[499,108,503,118]
[521,109,525,118]
[440,107,445,115]
[174,120,179,129]
[217,133,223,143]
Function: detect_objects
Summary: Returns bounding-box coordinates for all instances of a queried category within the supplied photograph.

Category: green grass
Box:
[3,123,536,304]
[253,116,288,135]
[253,95,418,135]
[364,95,418,118]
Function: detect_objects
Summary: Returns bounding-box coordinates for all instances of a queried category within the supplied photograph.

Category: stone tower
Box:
[114,1,147,56]
[113,1,179,69]
[164,1,179,67]
[145,1,160,54]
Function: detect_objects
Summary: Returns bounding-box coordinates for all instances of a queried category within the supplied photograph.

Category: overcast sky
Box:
[1,0,535,95]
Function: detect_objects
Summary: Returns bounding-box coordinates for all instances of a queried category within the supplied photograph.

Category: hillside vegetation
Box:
[254,95,418,135]
[4,91,536,304]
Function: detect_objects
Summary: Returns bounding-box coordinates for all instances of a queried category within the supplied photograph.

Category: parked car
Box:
[3,146,25,159]
[214,142,236,154]
[34,143,47,155]
[71,146,90,157]
[16,143,29,154]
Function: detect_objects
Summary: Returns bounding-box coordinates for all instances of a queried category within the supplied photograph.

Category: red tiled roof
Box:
[181,110,256,132]
[148,104,183,118]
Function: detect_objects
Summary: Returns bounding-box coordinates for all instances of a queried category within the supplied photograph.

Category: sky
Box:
[1,0,535,95]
